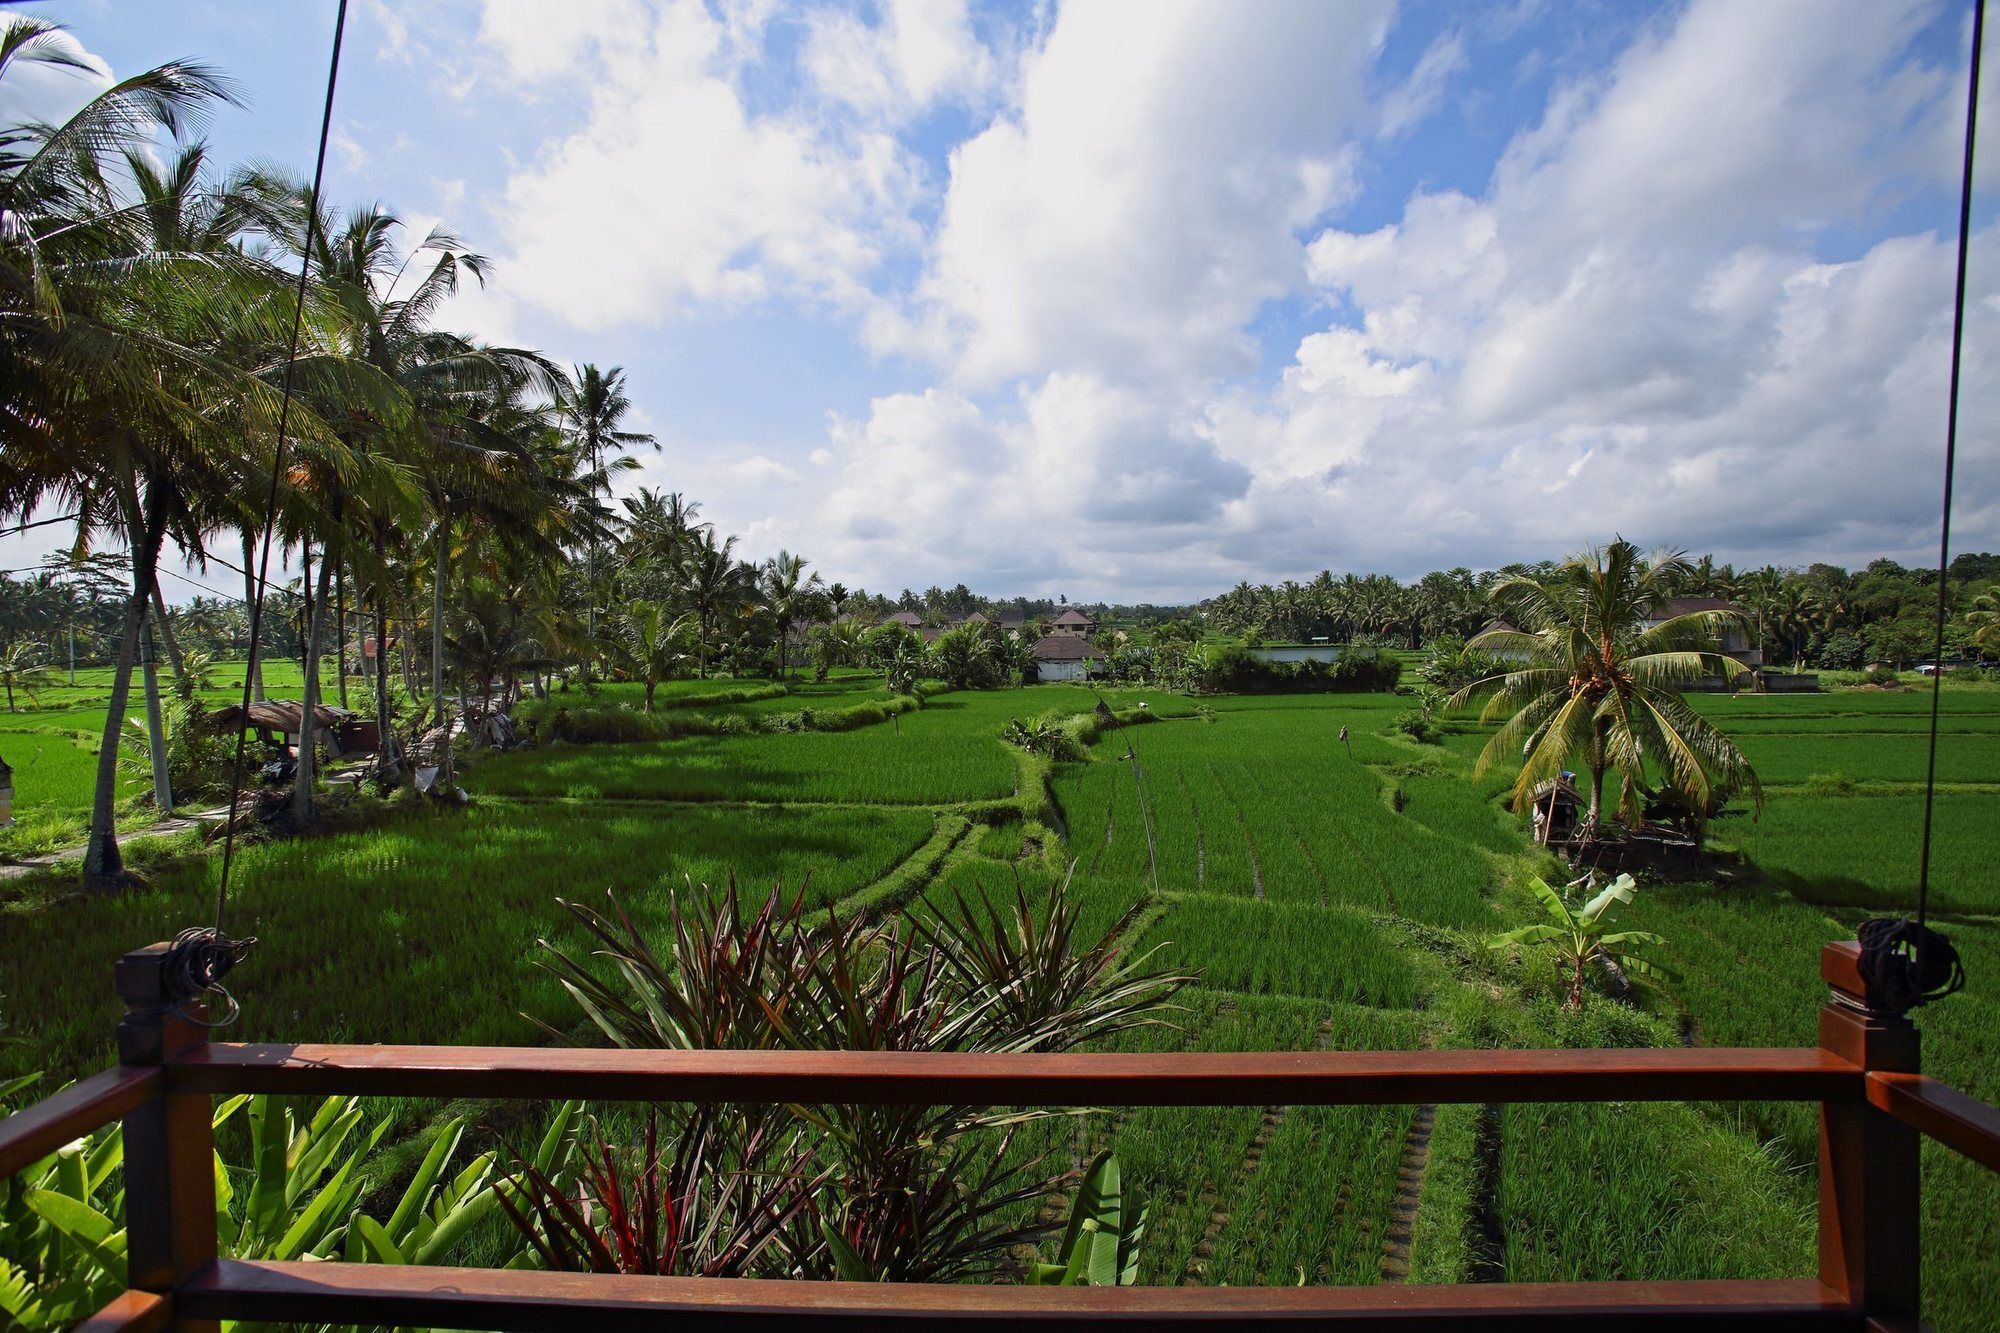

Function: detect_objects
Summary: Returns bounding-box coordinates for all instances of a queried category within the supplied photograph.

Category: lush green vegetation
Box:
[8,677,1995,1322]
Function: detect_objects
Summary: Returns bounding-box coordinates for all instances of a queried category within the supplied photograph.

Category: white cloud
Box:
[726,455,803,486]
[1223,0,1992,578]
[0,24,110,131]
[802,0,996,122]
[1377,30,1467,140]
[470,0,923,329]
[331,126,369,172]
[893,0,1394,387]
[777,0,1993,595]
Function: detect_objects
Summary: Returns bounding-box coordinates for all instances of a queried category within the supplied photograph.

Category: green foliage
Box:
[1191,645,1402,694]
[0,1091,517,1328]
[1026,1151,1147,1286]
[1489,873,1675,1011]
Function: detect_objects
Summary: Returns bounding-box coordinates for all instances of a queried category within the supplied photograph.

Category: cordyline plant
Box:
[518,867,1192,1283]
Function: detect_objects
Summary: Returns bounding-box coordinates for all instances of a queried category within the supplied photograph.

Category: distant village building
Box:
[886,610,925,629]
[1639,597,1762,669]
[1050,609,1096,638]
[1030,633,1104,682]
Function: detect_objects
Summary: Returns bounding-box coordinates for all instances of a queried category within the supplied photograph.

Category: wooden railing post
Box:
[117,944,218,1333]
[1818,941,1921,1330]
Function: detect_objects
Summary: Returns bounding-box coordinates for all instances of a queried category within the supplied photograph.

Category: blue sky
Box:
[4,0,1994,601]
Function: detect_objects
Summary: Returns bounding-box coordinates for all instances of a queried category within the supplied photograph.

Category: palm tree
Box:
[557,365,655,679]
[676,531,753,678]
[759,551,824,679]
[621,488,704,567]
[613,601,692,709]
[1449,540,1761,838]
[1964,591,1999,658]
[0,24,363,885]
[0,642,51,711]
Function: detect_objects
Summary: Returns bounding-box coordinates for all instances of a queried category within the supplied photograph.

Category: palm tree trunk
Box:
[334,558,349,709]
[433,522,449,729]
[83,468,165,891]
[140,613,172,816]
[241,529,265,702]
[292,550,336,825]
[401,624,419,705]
[148,582,187,680]
[372,585,401,785]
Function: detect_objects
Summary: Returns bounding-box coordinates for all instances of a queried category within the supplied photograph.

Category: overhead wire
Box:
[210,0,350,945]
[1856,0,1985,1016]
[1916,0,1983,929]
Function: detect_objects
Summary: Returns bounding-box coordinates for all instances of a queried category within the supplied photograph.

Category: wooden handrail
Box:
[180,1260,1859,1330]
[166,1042,1866,1106]
[1867,1071,2000,1173]
[74,1290,172,1333]
[0,1064,161,1179]
[2,937,1992,1332]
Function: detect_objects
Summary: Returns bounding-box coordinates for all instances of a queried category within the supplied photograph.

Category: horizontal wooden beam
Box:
[0,1064,161,1179]
[170,1043,1865,1106]
[179,1261,1861,1331]
[1868,1071,2000,1173]
[73,1290,171,1333]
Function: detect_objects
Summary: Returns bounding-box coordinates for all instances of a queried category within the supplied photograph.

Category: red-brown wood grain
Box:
[180,1260,1862,1331]
[0,1064,160,1179]
[167,1042,1867,1106]
[1868,1071,2000,1173]
[72,1290,171,1333]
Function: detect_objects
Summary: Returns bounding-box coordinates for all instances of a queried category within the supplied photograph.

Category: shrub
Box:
[1394,709,1443,745]
[1191,645,1401,694]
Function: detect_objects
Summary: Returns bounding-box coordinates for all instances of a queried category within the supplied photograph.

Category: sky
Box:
[3,0,1997,603]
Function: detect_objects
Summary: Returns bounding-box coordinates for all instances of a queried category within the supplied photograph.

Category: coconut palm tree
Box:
[759,550,823,679]
[1449,539,1761,838]
[1965,590,2000,657]
[556,365,655,679]
[676,531,753,678]
[614,601,692,710]
[0,642,51,711]
[0,24,368,885]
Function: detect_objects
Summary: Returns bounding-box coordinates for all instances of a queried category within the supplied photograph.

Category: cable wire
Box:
[1916,0,1983,930]
[213,0,350,939]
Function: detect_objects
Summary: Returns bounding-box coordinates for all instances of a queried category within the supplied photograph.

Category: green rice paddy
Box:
[2,671,1996,1325]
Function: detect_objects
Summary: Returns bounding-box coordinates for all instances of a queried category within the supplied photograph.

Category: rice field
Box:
[2,675,1996,1324]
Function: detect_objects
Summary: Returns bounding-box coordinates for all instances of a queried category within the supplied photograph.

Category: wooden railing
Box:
[4,940,1998,1332]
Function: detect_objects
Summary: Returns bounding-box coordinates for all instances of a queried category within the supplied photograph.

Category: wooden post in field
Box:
[1818,941,1921,1330]
[118,944,219,1332]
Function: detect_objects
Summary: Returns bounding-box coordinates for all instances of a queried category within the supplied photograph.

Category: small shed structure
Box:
[209,700,378,759]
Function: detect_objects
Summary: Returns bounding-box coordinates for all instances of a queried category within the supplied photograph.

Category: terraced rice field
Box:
[3,677,1997,1324]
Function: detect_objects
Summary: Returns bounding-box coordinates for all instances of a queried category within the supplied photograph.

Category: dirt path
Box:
[0,807,231,881]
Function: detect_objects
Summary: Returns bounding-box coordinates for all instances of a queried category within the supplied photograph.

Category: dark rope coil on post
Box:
[161,926,258,1028]
[1854,917,1965,1015]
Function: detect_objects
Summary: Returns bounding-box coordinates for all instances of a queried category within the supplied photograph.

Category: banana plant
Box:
[2,1088,580,1330]
[1489,873,1677,1011]
[1026,1151,1147,1286]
